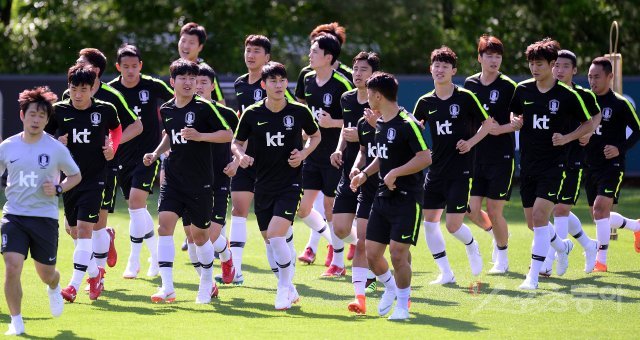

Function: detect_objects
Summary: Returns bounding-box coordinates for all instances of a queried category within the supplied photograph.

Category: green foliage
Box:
[0,0,638,76]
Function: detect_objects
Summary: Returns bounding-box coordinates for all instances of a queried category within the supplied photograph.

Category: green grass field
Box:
[1,187,640,339]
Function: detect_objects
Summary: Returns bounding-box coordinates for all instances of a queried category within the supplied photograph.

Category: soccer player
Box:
[510,39,594,290]
[108,44,175,278]
[1,87,81,336]
[413,46,493,283]
[143,59,232,304]
[232,61,321,310]
[463,36,517,274]
[50,64,122,302]
[544,49,601,275]
[351,72,431,320]
[295,34,354,272]
[584,57,640,271]
[329,51,379,282]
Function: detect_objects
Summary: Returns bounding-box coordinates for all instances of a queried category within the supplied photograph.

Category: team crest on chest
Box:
[38,154,50,169]
[602,107,612,121]
[185,111,196,125]
[90,112,101,126]
[323,93,332,107]
[449,104,460,118]
[387,127,396,142]
[253,89,263,102]
[549,99,560,114]
[283,115,295,130]
[489,90,499,103]
[139,90,150,104]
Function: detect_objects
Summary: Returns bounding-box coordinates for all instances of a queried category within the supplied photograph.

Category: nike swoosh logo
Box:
[524,101,534,105]
[604,189,614,193]
[205,221,211,226]
[362,131,371,135]
[215,215,224,219]
[284,211,294,215]
[456,205,466,210]
[64,117,74,121]
[548,192,556,196]
[89,214,98,218]
[142,183,151,187]
[428,110,437,114]
[165,117,173,122]
[257,121,268,126]
[343,109,352,112]
[561,196,573,200]
[401,234,411,240]
[305,92,312,97]
[236,92,243,96]
[49,257,56,261]
[9,159,19,163]
[499,192,507,197]
[102,200,110,205]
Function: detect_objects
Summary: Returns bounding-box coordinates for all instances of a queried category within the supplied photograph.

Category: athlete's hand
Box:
[288,148,306,168]
[579,133,592,146]
[456,139,472,154]
[350,172,367,192]
[342,127,359,142]
[330,150,343,168]
[552,133,570,146]
[349,167,361,180]
[383,170,398,191]
[103,136,115,161]
[603,145,620,159]
[239,154,254,168]
[511,115,523,131]
[364,108,379,128]
[143,152,158,166]
[488,118,500,136]
[223,160,239,177]
[42,180,56,197]
[58,133,68,146]
[181,127,201,141]
[318,110,336,128]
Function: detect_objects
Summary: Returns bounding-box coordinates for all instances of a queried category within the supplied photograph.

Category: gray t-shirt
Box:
[0,133,80,220]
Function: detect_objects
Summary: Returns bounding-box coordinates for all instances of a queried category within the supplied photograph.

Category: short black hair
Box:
[526,38,560,63]
[78,48,107,78]
[365,72,398,102]
[557,49,577,68]
[261,61,287,82]
[591,56,613,75]
[430,46,457,68]
[18,86,58,118]
[353,51,380,72]
[245,35,271,54]
[180,22,207,45]
[117,44,142,64]
[169,58,200,79]
[68,63,97,87]
[313,33,341,65]
[198,63,217,83]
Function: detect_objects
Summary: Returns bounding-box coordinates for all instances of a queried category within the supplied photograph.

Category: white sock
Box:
[196,241,215,284]
[610,212,640,231]
[486,226,495,238]
[377,270,397,292]
[352,266,367,296]
[342,223,358,245]
[549,223,566,252]
[213,235,231,262]
[286,226,296,277]
[367,269,376,280]
[9,314,23,332]
[595,218,610,264]
[220,225,227,238]
[496,245,508,265]
[527,225,550,282]
[142,208,158,265]
[187,242,201,276]
[329,221,345,268]
[265,242,279,279]
[302,209,332,244]
[128,208,147,264]
[568,212,592,249]
[306,231,322,253]
[396,287,411,310]
[423,221,452,274]
[451,224,474,246]
[270,236,292,289]
[70,238,94,289]
[158,236,175,292]
[554,216,569,239]
[230,216,247,278]
[92,228,110,268]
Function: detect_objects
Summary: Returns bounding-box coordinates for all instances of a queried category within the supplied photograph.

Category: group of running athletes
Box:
[2,21,640,334]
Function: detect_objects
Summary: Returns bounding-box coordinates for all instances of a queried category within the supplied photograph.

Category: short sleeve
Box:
[412,97,429,122]
[509,86,523,116]
[154,78,175,102]
[568,91,591,123]
[106,104,121,130]
[58,143,80,176]
[295,69,308,100]
[401,113,428,153]
[301,106,319,136]
[467,91,489,122]
[234,110,253,142]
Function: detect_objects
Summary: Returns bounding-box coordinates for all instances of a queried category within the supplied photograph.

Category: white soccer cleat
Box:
[195,291,212,304]
[47,285,64,317]
[555,239,574,276]
[388,307,410,321]
[466,240,483,276]
[146,262,159,277]
[275,286,292,310]
[518,276,538,290]
[377,289,396,316]
[4,323,24,336]
[429,271,456,285]
[491,238,497,263]
[150,288,176,303]
[584,239,598,273]
[289,285,300,304]
[488,262,509,274]
[123,261,140,279]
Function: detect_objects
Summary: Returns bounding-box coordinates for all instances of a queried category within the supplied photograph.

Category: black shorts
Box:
[101,166,119,212]
[557,168,583,205]
[211,188,230,226]
[63,188,103,225]
[520,166,566,208]
[333,175,358,214]
[118,160,160,200]
[159,185,213,229]
[1,214,59,265]
[584,165,624,206]
[231,166,256,193]
[254,188,302,232]
[356,180,378,219]
[471,160,515,201]
[423,173,472,214]
[302,162,341,197]
[367,193,422,246]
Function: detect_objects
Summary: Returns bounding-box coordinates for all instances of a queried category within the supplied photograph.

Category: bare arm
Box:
[121,119,143,144]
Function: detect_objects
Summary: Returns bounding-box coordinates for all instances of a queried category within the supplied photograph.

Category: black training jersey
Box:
[295,62,353,100]
[160,95,231,192]
[341,89,370,176]
[107,75,174,165]
[510,79,591,174]
[464,73,517,164]
[50,98,120,191]
[374,110,428,202]
[302,70,353,167]
[586,89,640,168]
[210,101,239,189]
[234,99,318,193]
[413,85,488,178]
[234,73,295,114]
[358,116,377,166]
[564,84,600,169]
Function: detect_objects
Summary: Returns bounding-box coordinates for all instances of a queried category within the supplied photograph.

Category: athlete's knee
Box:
[4,260,22,278]
[333,224,350,239]
[486,205,504,223]
[36,267,57,285]
[389,246,409,267]
[297,205,311,218]
[445,222,461,234]
[553,204,571,218]
[231,205,249,218]
[592,204,610,220]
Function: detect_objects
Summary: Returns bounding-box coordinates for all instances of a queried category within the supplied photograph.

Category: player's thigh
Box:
[320,166,341,198]
[254,192,276,233]
[366,197,392,246]
[185,190,214,230]
[298,189,320,216]
[101,166,119,213]
[231,191,254,217]
[445,177,472,214]
[423,173,447,213]
[388,196,422,246]
[1,215,30,264]
[25,217,59,266]
[211,191,230,226]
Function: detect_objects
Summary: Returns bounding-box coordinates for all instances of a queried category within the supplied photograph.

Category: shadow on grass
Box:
[23,330,92,340]
[240,263,273,275]
[410,311,488,331]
